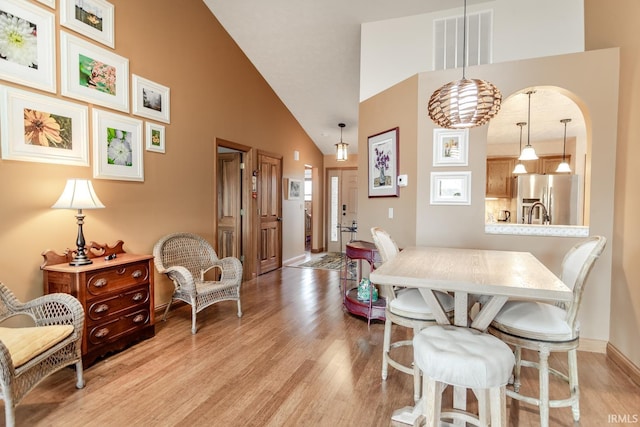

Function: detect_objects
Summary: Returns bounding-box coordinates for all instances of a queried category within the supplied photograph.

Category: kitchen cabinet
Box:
[486,157,514,198]
[540,155,571,174]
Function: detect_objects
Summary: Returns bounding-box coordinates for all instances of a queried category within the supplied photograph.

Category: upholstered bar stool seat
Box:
[413,325,515,427]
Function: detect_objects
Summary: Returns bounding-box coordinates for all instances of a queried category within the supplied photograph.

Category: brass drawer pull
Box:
[132,270,143,279]
[132,292,144,302]
[94,304,109,313]
[95,328,110,338]
[117,268,126,275]
[94,278,108,288]
[132,314,145,323]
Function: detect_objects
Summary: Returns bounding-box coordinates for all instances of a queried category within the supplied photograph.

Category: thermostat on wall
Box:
[397,174,408,187]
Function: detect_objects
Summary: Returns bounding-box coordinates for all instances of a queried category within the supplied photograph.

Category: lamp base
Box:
[69,255,93,266]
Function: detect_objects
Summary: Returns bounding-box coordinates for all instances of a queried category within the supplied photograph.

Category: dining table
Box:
[369,246,573,425]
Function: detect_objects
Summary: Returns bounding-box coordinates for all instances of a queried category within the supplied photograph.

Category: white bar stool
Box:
[413,325,515,427]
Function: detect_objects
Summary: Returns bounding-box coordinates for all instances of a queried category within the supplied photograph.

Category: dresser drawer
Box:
[87,308,151,346]
[86,285,150,323]
[86,262,150,297]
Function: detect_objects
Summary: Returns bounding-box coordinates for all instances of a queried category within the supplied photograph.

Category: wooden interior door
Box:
[257,152,282,274]
[326,168,358,253]
[217,152,242,259]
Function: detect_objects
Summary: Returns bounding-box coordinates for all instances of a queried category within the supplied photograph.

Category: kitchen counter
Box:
[485,223,589,237]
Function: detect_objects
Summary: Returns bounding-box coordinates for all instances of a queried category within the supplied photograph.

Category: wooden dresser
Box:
[41,241,155,367]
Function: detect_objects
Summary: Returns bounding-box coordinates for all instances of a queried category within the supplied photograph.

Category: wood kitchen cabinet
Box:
[540,155,571,174]
[41,241,155,367]
[486,157,514,198]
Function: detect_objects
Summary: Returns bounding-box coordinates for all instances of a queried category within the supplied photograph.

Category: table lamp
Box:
[52,179,105,266]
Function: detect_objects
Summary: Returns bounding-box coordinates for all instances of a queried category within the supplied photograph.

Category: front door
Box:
[257,152,282,274]
[217,152,242,259]
[327,168,358,253]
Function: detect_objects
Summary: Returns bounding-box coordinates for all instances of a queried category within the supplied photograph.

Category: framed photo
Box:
[36,0,55,8]
[284,178,302,200]
[60,0,114,48]
[145,122,165,153]
[0,84,89,166]
[60,32,129,112]
[132,74,171,123]
[368,127,399,198]
[92,109,143,181]
[0,0,56,93]
[430,172,472,205]
[433,128,468,166]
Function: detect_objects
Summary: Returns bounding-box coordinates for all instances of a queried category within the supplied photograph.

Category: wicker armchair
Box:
[0,283,84,427]
[153,233,243,334]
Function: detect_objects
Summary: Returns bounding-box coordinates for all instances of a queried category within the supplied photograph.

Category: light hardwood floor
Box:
[8,266,640,426]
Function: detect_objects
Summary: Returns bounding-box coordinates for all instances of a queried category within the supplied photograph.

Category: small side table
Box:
[343,240,385,322]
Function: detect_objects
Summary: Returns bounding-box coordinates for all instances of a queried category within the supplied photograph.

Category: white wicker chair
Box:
[489,236,606,427]
[0,283,84,427]
[153,233,243,334]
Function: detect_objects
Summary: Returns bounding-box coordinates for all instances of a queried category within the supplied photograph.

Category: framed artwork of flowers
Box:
[433,128,468,166]
[367,127,399,198]
[132,74,171,123]
[0,85,89,166]
[0,0,56,93]
[60,31,129,112]
[145,122,165,153]
[92,109,143,181]
[60,0,114,48]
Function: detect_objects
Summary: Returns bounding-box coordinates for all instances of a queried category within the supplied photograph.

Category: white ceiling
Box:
[202,0,584,155]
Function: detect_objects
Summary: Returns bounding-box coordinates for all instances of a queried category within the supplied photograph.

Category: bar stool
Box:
[413,325,515,427]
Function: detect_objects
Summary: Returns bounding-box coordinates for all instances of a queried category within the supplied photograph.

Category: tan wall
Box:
[0,0,323,305]
[358,49,619,346]
[585,0,640,368]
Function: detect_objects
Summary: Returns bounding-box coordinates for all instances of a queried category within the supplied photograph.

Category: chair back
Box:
[153,232,219,279]
[561,235,606,328]
[370,227,401,301]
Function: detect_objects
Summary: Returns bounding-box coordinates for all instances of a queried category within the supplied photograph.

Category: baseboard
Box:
[607,342,640,387]
[311,247,324,253]
[283,253,307,266]
[578,338,607,353]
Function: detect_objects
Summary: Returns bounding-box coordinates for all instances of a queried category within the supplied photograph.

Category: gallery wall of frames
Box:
[0,0,169,181]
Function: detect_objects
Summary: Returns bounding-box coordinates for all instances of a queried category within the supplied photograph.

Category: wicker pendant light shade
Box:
[428,78,502,129]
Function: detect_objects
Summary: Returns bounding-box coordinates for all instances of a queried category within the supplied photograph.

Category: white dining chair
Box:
[370,227,454,401]
[489,235,606,427]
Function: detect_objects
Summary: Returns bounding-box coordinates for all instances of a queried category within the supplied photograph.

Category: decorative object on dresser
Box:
[153,233,243,334]
[0,283,85,427]
[41,241,155,367]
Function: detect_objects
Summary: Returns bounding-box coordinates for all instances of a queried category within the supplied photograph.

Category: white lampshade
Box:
[519,145,538,161]
[52,179,105,210]
[555,162,572,173]
[335,142,348,161]
[512,163,527,174]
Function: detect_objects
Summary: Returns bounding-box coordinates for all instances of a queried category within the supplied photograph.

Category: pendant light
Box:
[428,0,502,129]
[556,118,572,173]
[512,122,528,174]
[335,123,348,161]
[518,90,539,161]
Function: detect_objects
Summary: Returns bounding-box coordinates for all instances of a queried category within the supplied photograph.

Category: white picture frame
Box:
[132,74,171,123]
[36,0,55,9]
[285,178,302,200]
[0,84,89,166]
[430,171,472,205]
[60,0,114,48]
[0,0,56,93]
[145,122,165,153]
[60,31,129,112]
[92,109,144,181]
[433,128,469,166]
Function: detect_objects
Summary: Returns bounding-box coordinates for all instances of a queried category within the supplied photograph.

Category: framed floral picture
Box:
[0,0,56,93]
[92,109,143,181]
[60,0,114,48]
[0,84,89,166]
[132,74,170,123]
[368,127,399,198]
[430,171,472,205]
[60,31,129,112]
[433,128,468,166]
[145,122,165,153]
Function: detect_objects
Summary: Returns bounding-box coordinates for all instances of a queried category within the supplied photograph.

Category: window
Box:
[433,10,493,71]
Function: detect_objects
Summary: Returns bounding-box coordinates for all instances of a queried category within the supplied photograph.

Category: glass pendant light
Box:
[518,90,539,161]
[512,122,528,174]
[335,123,348,161]
[556,118,572,173]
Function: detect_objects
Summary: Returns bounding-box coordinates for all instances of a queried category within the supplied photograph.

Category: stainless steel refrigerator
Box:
[515,174,581,225]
